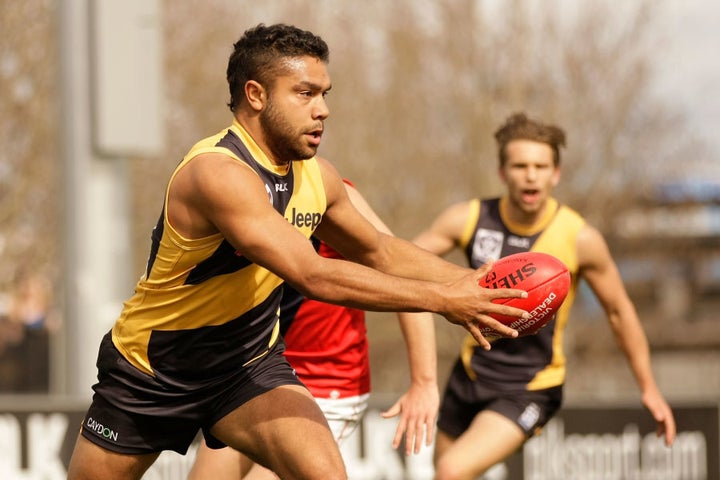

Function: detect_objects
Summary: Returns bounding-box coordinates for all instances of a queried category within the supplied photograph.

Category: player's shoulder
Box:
[556,202,585,223]
[313,155,335,172]
[184,150,256,182]
[312,156,349,204]
[441,198,478,219]
[425,198,479,246]
[314,155,343,184]
[426,199,476,235]
[556,201,596,239]
[548,203,586,239]
[574,220,614,270]
[576,221,606,245]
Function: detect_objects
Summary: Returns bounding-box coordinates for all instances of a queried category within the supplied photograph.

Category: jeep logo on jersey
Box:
[288,207,322,230]
[485,263,537,288]
[275,183,289,192]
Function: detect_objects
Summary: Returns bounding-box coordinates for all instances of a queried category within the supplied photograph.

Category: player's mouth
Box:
[521,189,541,204]
[306,128,323,146]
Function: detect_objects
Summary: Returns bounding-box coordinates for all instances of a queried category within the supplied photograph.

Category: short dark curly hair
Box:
[494,113,566,167]
[226,23,330,112]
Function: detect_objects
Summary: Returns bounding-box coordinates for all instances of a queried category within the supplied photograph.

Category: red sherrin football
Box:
[478,251,570,341]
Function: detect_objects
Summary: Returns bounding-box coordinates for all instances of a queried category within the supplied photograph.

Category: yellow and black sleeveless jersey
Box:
[111,119,326,384]
[459,197,585,391]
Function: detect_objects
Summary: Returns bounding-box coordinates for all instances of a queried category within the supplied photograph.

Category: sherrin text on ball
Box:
[478,252,570,341]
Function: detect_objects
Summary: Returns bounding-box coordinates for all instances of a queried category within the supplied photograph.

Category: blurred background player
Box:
[188,180,439,479]
[412,112,676,479]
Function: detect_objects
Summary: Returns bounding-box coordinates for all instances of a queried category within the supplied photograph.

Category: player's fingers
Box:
[397,410,425,455]
[411,429,421,455]
[477,315,519,339]
[475,258,495,276]
[381,402,401,419]
[466,323,492,350]
[662,411,676,446]
[648,401,676,447]
[425,417,435,447]
[482,286,528,300]
[393,416,408,450]
[404,422,417,456]
[414,420,428,454]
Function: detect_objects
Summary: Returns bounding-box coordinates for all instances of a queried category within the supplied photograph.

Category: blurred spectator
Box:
[0,267,60,392]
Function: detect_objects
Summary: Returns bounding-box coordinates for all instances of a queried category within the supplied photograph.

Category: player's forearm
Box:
[366,234,469,283]
[398,311,438,385]
[611,309,660,393]
[295,256,452,314]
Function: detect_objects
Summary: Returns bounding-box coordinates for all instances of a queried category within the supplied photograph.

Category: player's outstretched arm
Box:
[341,182,440,452]
[381,311,439,455]
[577,224,676,446]
[310,161,528,346]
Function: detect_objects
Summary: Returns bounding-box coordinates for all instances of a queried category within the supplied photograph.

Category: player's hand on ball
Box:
[441,259,529,350]
[473,252,571,348]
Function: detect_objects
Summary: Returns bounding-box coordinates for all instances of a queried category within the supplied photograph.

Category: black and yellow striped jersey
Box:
[111,120,326,384]
[459,197,585,391]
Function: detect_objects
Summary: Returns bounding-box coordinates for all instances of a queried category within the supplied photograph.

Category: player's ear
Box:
[245,80,266,111]
[498,165,507,183]
[551,165,561,187]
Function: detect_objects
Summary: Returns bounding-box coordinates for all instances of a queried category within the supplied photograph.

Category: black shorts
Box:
[437,358,563,438]
[80,332,304,455]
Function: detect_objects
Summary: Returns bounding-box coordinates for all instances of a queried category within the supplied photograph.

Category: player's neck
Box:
[500,197,557,234]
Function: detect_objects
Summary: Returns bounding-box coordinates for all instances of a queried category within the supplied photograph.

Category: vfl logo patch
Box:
[471,229,504,265]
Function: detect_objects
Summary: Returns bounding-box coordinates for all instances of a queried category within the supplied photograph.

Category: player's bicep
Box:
[192,157,320,283]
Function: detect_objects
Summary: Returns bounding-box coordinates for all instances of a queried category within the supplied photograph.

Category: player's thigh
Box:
[433,429,456,466]
[211,384,346,480]
[188,443,245,480]
[67,433,159,480]
[434,410,526,480]
[242,461,280,480]
[189,445,274,480]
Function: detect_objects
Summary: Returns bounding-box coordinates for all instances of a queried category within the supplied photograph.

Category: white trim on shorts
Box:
[314,393,370,444]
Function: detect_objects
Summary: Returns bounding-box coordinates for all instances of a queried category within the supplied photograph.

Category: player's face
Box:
[499,139,560,217]
[259,56,331,164]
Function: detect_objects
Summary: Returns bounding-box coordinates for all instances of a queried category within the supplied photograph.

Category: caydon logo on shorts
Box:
[87,417,119,442]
